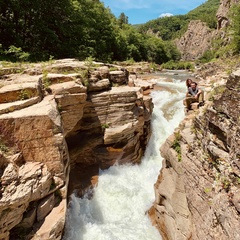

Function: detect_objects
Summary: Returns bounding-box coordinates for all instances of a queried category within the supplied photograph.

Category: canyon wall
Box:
[153,68,240,239]
[0,59,154,239]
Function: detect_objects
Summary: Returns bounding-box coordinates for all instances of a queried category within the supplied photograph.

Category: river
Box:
[63,70,192,240]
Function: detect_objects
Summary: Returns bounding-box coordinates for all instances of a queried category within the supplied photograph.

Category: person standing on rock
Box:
[185,81,204,110]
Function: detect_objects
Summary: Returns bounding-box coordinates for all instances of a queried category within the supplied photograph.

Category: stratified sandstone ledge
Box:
[153,69,240,240]
[0,59,156,239]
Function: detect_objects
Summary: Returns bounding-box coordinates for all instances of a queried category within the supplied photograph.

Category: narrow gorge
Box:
[0,61,239,240]
[63,71,188,239]
[0,59,157,239]
[0,0,240,239]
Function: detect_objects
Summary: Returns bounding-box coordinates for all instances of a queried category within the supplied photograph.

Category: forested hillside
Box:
[0,0,180,63]
[1,0,239,64]
[138,0,220,41]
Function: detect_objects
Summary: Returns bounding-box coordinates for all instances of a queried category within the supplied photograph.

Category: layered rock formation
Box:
[0,59,154,239]
[153,69,240,239]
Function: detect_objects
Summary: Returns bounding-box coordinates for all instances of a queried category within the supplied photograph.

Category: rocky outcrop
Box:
[0,59,154,239]
[153,69,240,239]
[175,20,215,61]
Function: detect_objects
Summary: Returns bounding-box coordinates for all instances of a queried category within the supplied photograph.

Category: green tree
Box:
[0,0,182,63]
[144,37,167,63]
[138,0,220,41]
[230,3,240,53]
[118,12,129,28]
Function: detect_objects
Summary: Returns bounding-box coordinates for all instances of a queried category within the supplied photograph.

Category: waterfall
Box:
[63,73,187,240]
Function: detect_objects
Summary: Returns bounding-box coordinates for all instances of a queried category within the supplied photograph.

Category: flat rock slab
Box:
[0,96,41,114]
[50,81,86,95]
[32,200,66,240]
[0,82,42,103]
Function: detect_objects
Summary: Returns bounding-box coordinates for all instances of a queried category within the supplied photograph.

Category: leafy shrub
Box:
[229,3,240,54]
[0,137,8,153]
[198,50,215,63]
[5,45,29,62]
[171,131,182,162]
[161,60,194,70]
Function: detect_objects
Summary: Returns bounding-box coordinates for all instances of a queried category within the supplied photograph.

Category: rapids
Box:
[63,71,189,240]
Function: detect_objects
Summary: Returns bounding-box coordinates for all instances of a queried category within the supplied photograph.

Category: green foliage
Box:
[0,0,184,64]
[204,187,212,193]
[171,131,182,162]
[84,56,95,69]
[42,70,51,88]
[0,0,117,61]
[138,0,220,41]
[4,45,29,62]
[198,50,216,63]
[208,85,226,101]
[139,15,187,41]
[125,58,135,65]
[54,189,63,200]
[187,0,220,29]
[0,0,222,64]
[0,137,8,153]
[221,177,231,191]
[80,70,89,87]
[0,143,8,153]
[19,89,31,100]
[145,37,167,63]
[149,62,157,71]
[118,12,129,27]
[161,60,194,70]
[229,3,240,54]
[101,123,110,130]
[109,67,119,71]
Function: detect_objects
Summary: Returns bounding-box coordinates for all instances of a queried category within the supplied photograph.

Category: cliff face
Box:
[0,59,154,239]
[153,69,240,239]
[175,20,215,61]
[176,0,240,60]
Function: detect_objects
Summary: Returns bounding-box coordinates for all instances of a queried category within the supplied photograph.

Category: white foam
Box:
[63,77,186,240]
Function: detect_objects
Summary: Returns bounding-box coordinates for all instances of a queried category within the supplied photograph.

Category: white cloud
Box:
[159,13,173,18]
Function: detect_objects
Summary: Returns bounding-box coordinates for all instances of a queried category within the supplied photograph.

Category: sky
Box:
[101,0,207,24]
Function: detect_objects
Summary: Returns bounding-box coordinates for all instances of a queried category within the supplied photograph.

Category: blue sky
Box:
[101,0,207,24]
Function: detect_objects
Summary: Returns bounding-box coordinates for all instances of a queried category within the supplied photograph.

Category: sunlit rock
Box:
[153,68,240,239]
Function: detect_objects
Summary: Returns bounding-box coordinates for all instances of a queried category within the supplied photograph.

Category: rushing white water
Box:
[63,74,187,240]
